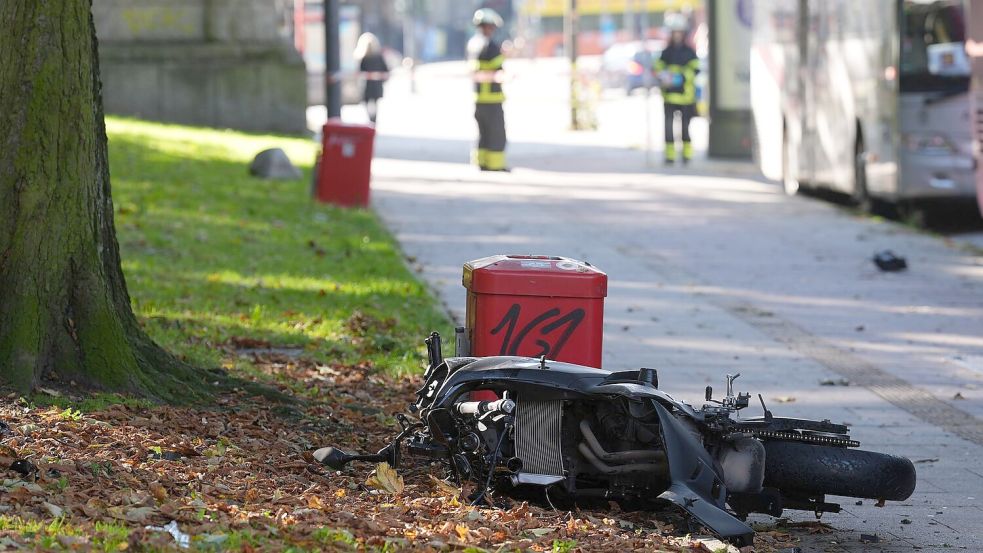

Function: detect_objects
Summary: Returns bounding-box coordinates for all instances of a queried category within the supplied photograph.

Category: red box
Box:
[464,254,607,366]
[314,119,375,207]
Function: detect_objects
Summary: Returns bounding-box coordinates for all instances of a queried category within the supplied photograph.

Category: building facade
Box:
[94,0,307,133]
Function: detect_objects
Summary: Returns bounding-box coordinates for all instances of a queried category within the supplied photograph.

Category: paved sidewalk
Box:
[364,61,983,551]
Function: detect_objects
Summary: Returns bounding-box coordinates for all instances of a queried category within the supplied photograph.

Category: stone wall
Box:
[94,0,306,134]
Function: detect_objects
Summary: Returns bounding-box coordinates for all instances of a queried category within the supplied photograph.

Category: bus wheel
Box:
[782,127,799,196]
[852,135,872,212]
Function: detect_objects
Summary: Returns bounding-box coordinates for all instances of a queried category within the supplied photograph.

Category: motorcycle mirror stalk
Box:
[706,373,751,411]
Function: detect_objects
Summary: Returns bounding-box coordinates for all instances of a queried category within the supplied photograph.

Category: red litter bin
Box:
[313,119,375,207]
[462,255,608,399]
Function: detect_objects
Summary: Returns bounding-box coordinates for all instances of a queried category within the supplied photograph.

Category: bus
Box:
[751,0,976,208]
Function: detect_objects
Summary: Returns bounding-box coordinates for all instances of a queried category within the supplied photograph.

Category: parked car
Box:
[600,40,665,93]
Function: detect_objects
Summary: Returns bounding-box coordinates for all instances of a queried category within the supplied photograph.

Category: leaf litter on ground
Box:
[0,354,808,551]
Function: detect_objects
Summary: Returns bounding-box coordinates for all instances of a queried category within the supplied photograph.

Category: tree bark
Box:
[0,1,202,398]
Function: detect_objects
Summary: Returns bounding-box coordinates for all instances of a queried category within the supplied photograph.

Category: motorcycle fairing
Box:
[650,400,754,546]
[421,356,754,544]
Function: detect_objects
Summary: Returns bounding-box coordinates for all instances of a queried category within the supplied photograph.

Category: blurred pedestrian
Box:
[655,15,699,165]
[354,32,389,124]
[469,9,508,171]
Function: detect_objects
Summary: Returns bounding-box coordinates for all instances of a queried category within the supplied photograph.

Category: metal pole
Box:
[324,0,341,118]
[639,0,652,167]
[567,0,579,129]
[405,0,417,94]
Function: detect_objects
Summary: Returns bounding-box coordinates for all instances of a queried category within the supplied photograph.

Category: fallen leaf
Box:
[82,497,107,517]
[773,396,796,403]
[57,535,89,547]
[43,502,64,517]
[149,482,168,502]
[17,424,39,435]
[428,474,461,496]
[108,505,156,523]
[365,462,404,495]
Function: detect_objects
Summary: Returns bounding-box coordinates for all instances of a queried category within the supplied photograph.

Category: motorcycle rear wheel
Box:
[762,441,916,501]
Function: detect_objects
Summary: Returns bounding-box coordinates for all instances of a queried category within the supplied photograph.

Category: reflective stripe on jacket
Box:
[655,44,699,106]
[475,40,505,104]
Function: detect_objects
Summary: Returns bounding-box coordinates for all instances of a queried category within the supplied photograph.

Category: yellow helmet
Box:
[472,8,503,28]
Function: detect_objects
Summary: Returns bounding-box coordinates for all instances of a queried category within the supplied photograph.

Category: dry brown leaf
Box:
[365,462,404,495]
[43,502,64,517]
[82,498,107,518]
[428,475,461,497]
[306,495,326,510]
[107,505,156,523]
[149,483,168,502]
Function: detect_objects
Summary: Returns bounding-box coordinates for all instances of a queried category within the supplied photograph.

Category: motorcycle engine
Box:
[453,394,672,506]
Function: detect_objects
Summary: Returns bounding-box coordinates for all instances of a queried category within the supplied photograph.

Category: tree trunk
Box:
[0,1,202,398]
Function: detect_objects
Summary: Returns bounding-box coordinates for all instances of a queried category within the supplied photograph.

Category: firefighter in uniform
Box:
[469,9,508,171]
[655,16,700,164]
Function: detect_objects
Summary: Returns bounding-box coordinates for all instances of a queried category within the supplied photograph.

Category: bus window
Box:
[900,0,971,92]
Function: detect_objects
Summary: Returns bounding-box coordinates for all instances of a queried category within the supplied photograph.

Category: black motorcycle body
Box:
[316,336,916,547]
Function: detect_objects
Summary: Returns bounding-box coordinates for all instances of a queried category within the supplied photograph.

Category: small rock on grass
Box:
[249,148,302,180]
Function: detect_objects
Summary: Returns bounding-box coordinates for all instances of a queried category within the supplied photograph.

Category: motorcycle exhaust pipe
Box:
[505,457,523,474]
[577,443,667,476]
[579,420,666,463]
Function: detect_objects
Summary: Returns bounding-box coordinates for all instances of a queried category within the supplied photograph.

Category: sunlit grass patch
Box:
[106,116,451,378]
[0,516,129,552]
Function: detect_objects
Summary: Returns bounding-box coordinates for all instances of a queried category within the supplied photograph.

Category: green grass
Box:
[0,516,129,552]
[106,116,451,377]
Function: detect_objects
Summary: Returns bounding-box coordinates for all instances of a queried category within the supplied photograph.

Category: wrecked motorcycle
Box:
[315,334,916,546]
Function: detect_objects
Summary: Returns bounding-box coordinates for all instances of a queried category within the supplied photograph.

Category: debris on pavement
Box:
[819,378,851,386]
[953,392,966,400]
[913,458,940,464]
[873,250,908,272]
[860,533,880,544]
[773,395,797,403]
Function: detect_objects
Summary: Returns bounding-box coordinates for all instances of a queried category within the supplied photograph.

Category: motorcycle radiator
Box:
[514,398,565,476]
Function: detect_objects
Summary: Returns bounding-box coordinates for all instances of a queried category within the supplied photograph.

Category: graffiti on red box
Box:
[489,303,585,358]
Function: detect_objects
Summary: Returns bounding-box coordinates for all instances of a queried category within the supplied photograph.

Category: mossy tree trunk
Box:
[0,1,202,399]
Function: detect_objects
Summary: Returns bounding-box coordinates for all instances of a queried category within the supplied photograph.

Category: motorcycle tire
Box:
[762,440,916,501]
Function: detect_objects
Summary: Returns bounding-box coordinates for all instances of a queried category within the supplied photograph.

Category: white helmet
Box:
[473,8,503,28]
[664,13,689,32]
